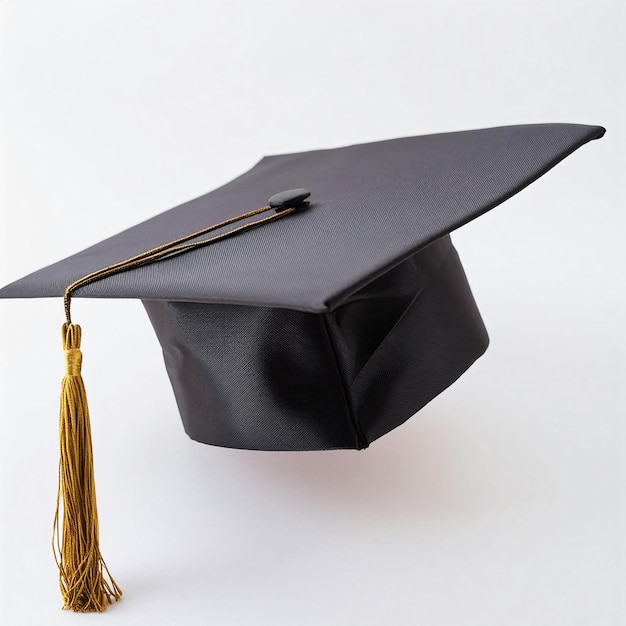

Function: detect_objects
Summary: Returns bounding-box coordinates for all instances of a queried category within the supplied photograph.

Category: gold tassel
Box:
[47,204,293,610]
[53,322,122,612]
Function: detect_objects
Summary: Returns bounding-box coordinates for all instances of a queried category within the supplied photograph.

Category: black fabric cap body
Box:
[0,123,605,450]
[143,235,487,450]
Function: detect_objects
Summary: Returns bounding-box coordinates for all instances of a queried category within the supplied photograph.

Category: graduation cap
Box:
[0,123,605,611]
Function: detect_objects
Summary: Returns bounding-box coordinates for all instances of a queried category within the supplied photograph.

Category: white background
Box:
[0,1,624,624]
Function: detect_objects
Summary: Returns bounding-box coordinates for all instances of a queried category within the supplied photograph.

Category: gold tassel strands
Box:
[53,322,122,611]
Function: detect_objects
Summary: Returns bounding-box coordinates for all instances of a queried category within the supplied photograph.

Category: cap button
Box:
[268,188,310,211]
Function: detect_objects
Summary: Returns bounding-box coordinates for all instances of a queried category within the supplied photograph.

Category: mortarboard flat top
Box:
[0,123,605,312]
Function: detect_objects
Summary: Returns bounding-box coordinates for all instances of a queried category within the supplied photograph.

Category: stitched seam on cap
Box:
[321,313,368,450]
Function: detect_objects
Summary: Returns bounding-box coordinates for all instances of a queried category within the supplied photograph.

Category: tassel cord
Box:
[63,204,292,323]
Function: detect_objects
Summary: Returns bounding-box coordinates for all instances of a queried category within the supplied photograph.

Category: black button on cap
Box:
[268,188,311,210]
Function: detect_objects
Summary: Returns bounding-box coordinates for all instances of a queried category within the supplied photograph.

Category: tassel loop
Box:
[63,322,82,376]
[62,321,81,349]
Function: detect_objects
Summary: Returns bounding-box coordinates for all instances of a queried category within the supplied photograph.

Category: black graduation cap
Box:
[0,123,605,611]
